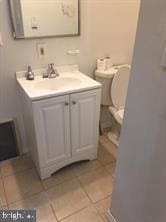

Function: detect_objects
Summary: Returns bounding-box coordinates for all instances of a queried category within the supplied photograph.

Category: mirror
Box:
[9,0,80,39]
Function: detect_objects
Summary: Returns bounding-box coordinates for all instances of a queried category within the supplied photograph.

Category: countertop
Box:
[16,65,101,101]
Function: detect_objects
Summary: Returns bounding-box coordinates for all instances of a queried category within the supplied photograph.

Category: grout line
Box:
[1,166,35,179]
[94,193,113,205]
[4,169,45,206]
[93,196,113,222]
[0,155,35,179]
[50,203,59,222]
[93,207,108,222]
[103,163,116,181]
[73,165,103,178]
[58,204,93,222]
[45,176,93,221]
[94,194,112,206]
[42,160,103,192]
[97,158,116,168]
[40,178,47,191]
[42,173,77,192]
[1,143,114,219]
[7,189,45,207]
[97,151,117,167]
[0,153,31,167]
[76,168,115,205]
[6,188,51,210]
[75,167,108,205]
[76,174,109,205]
[41,164,114,220]
[76,176,94,204]
[55,196,110,222]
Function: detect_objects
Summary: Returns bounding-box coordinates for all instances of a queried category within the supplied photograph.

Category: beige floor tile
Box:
[1,155,34,177]
[101,214,110,222]
[47,178,91,220]
[71,160,102,177]
[95,196,112,222]
[99,135,110,145]
[0,168,2,179]
[42,166,75,190]
[103,142,118,160]
[0,179,7,207]
[78,168,114,203]
[9,192,57,222]
[61,205,103,222]
[98,144,116,166]
[4,168,43,204]
[95,196,112,215]
[104,163,116,179]
[0,206,8,210]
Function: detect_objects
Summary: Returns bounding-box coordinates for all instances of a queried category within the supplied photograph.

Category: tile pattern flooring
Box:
[0,136,117,222]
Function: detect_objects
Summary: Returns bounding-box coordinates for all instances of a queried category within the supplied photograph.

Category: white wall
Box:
[110,0,166,221]
[0,0,139,152]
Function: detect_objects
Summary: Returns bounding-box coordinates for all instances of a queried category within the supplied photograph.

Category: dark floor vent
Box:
[0,120,19,162]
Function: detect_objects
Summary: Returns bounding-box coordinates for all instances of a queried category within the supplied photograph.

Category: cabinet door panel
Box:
[32,96,71,167]
[70,89,101,155]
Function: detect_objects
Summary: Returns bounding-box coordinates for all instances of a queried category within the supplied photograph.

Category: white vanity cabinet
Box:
[32,95,71,168]
[17,65,101,180]
[70,90,100,155]
[31,89,101,179]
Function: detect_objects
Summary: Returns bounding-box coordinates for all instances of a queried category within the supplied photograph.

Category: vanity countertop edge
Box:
[16,65,102,101]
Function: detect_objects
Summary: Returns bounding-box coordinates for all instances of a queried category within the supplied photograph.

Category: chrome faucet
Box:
[43,63,59,78]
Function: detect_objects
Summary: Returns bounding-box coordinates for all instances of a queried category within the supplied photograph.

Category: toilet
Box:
[95,65,131,146]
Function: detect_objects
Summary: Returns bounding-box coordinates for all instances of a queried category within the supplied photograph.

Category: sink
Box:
[35,77,81,91]
[16,64,102,100]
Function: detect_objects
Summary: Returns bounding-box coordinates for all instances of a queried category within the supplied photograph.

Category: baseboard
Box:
[106,210,117,222]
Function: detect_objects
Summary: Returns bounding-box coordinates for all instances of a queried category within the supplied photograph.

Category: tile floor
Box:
[0,136,117,222]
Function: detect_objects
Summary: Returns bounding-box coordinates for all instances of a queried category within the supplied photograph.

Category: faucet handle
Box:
[48,63,54,69]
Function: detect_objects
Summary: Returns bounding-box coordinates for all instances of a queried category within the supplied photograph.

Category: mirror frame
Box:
[9,0,80,39]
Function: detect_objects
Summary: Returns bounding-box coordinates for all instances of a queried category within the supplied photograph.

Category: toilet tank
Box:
[95,66,119,106]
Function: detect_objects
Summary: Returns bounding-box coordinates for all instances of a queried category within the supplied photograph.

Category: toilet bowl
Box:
[95,65,131,146]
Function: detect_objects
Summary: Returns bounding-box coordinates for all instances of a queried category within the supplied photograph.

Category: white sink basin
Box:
[16,65,101,100]
[35,77,81,91]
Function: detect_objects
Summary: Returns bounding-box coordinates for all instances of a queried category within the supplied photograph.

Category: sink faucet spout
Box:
[43,63,59,78]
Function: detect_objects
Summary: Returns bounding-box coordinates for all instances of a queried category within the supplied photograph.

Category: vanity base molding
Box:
[38,150,97,180]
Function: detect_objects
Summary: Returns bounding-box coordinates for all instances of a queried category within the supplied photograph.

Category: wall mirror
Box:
[9,0,80,39]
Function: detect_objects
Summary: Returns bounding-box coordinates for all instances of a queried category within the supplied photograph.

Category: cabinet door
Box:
[32,95,71,168]
[70,89,101,155]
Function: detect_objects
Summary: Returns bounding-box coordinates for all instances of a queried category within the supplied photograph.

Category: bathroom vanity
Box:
[16,65,101,179]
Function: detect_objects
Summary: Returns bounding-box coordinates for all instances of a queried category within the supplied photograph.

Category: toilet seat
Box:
[109,65,131,124]
[109,106,124,125]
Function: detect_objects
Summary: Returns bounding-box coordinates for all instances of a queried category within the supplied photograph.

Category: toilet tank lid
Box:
[95,66,119,78]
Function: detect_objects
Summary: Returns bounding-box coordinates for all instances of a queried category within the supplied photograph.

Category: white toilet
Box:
[95,65,131,146]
